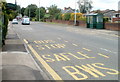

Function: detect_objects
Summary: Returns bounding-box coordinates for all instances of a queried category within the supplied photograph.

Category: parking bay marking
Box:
[23,39,62,80]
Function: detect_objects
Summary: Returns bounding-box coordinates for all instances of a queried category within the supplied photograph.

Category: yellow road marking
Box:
[34,41,37,44]
[23,39,62,80]
[45,45,51,49]
[98,53,109,58]
[23,39,28,44]
[82,48,91,52]
[72,44,78,46]
[36,45,39,47]
[111,34,119,37]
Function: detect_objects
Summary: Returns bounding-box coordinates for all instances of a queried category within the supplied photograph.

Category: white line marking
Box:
[100,48,117,54]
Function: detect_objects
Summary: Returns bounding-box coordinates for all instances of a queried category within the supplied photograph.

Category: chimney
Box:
[64,7,66,10]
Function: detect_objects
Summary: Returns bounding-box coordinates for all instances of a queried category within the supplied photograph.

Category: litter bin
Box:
[86,13,104,29]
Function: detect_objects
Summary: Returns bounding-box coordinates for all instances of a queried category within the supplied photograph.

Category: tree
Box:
[6,3,17,11]
[24,4,37,18]
[77,0,93,13]
[36,7,46,21]
[21,7,25,16]
[47,4,61,19]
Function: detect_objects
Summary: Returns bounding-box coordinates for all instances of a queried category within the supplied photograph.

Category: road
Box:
[12,22,119,80]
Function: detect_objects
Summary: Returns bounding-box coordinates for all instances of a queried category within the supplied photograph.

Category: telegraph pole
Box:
[39,0,40,21]
[15,0,17,5]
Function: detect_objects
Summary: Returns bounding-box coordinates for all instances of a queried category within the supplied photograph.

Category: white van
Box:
[22,18,30,25]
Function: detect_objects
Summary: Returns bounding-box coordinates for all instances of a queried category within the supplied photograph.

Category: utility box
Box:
[86,13,104,29]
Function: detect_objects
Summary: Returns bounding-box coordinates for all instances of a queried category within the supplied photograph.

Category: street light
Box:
[74,0,77,25]
[39,0,40,21]
[29,8,30,18]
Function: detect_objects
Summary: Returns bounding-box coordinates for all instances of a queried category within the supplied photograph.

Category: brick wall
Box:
[112,18,120,22]
[78,21,86,27]
[105,23,120,31]
[51,19,86,27]
[46,19,120,31]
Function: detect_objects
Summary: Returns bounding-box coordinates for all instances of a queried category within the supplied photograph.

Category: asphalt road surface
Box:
[12,22,119,80]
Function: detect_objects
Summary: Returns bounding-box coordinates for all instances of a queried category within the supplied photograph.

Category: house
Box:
[102,9,115,18]
[61,7,75,14]
[90,9,115,18]
[90,9,120,22]
[112,11,120,22]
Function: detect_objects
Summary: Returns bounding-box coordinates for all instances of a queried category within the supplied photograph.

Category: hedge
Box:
[2,13,8,45]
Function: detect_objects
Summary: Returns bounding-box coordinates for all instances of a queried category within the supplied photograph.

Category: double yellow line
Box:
[23,39,62,80]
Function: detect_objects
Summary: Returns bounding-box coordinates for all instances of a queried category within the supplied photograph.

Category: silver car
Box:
[12,19,18,24]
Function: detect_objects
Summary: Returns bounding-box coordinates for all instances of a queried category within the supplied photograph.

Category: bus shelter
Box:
[86,13,104,29]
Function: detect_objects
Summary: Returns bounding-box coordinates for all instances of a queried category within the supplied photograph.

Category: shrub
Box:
[55,13,60,20]
[63,13,71,21]
[103,17,109,22]
[3,13,8,38]
[2,13,8,45]
[70,13,84,21]
[58,14,62,20]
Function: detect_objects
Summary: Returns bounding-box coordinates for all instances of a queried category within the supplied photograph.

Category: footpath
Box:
[1,25,49,80]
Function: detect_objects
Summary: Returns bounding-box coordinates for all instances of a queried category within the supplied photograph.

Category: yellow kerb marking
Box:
[98,53,109,58]
[82,48,91,52]
[27,44,62,80]
[111,34,118,37]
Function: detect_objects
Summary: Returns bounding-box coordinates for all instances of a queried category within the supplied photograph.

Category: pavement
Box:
[1,24,49,80]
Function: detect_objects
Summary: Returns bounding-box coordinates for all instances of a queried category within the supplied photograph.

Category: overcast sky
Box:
[6,0,119,10]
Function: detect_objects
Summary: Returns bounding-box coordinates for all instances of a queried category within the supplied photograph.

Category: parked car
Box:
[12,19,18,24]
[21,17,30,25]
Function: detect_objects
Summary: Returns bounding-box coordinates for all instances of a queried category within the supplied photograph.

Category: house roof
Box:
[61,9,74,14]
[61,7,75,14]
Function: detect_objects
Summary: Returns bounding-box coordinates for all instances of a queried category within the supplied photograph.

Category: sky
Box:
[6,0,119,10]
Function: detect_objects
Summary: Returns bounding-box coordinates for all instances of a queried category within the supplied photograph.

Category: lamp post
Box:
[39,0,40,21]
[29,8,30,18]
[74,0,77,25]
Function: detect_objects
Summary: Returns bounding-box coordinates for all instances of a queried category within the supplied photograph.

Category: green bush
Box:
[103,17,109,22]
[1,12,9,46]
[58,14,62,20]
[64,13,71,21]
[31,17,37,21]
[55,13,63,20]
[80,17,86,21]
[55,14,59,20]
[2,13,8,40]
[0,19,2,47]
